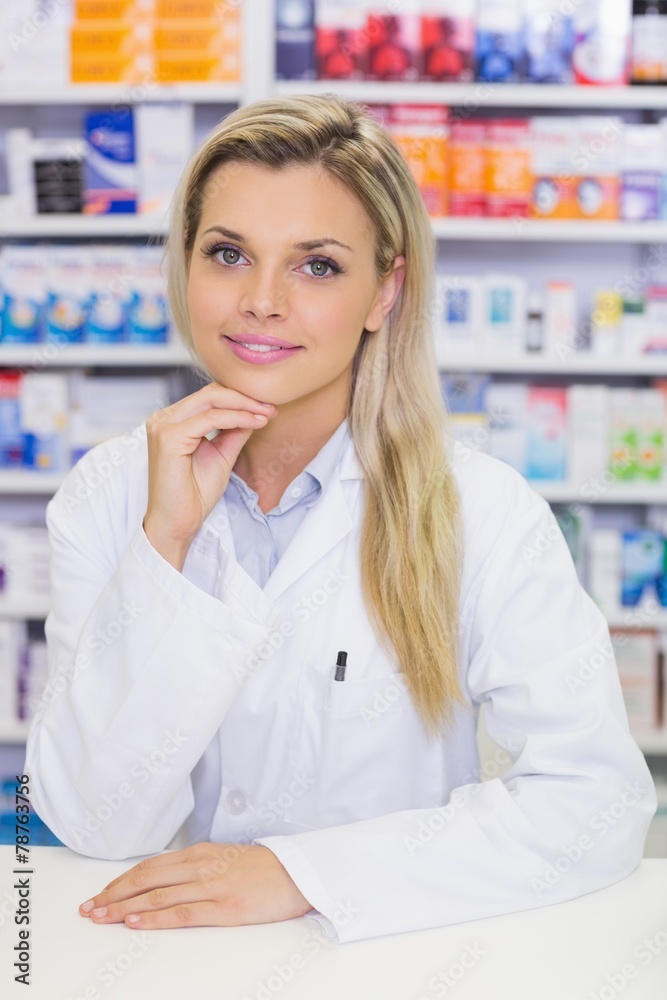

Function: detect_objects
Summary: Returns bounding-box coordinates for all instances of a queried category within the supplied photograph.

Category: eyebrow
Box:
[201,226,353,253]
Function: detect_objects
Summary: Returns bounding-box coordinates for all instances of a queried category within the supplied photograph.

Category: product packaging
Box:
[448,120,486,216]
[134,102,195,215]
[572,116,622,220]
[620,124,667,222]
[475,0,525,81]
[530,117,577,219]
[589,529,622,613]
[440,373,491,454]
[611,627,660,730]
[126,246,169,343]
[621,531,665,606]
[525,386,568,481]
[85,245,134,343]
[620,295,646,355]
[83,108,138,214]
[70,18,154,83]
[367,0,421,81]
[483,119,532,218]
[0,245,45,344]
[482,273,527,353]
[45,246,89,344]
[638,389,666,479]
[0,372,24,468]
[567,384,611,489]
[590,289,623,356]
[69,373,171,463]
[388,104,449,217]
[644,286,667,352]
[609,387,640,480]
[543,280,578,358]
[315,0,369,79]
[522,0,575,82]
[434,273,484,357]
[484,381,528,475]
[275,0,316,79]
[572,0,632,85]
[420,0,475,82]
[631,0,667,83]
[20,374,69,472]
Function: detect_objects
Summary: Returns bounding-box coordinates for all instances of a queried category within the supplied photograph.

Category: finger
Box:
[81,863,201,916]
[88,880,211,925]
[124,900,227,930]
[157,408,271,451]
[158,384,275,424]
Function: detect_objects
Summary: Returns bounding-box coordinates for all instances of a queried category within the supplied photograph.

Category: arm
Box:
[25,430,278,861]
[251,472,657,943]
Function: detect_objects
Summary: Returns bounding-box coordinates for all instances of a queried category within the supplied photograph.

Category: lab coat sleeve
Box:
[252,466,658,944]
[25,432,278,861]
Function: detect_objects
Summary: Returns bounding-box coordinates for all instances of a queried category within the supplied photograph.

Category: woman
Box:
[26,93,656,944]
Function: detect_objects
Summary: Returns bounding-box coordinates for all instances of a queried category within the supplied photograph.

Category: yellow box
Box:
[155,51,240,82]
[71,22,153,57]
[154,20,239,52]
[71,53,154,83]
[156,0,238,19]
[74,0,155,17]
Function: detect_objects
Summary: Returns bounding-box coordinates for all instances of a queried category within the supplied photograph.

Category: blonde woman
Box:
[26,93,656,944]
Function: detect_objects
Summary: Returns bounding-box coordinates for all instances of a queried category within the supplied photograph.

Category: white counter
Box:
[1,847,666,999]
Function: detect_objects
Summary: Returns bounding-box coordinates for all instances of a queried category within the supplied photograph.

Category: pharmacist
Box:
[25,93,657,946]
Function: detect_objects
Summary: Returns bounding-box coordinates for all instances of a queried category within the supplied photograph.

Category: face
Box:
[186,161,405,411]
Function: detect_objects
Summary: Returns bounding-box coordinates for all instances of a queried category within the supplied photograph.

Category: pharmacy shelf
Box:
[275,80,667,109]
[436,352,667,375]
[0,343,193,368]
[606,610,667,630]
[6,215,667,243]
[534,482,667,504]
[0,214,169,238]
[0,599,50,619]
[0,472,65,495]
[431,218,667,243]
[0,84,242,106]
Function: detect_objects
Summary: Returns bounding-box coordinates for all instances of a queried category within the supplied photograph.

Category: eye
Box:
[202,243,248,266]
[300,257,343,278]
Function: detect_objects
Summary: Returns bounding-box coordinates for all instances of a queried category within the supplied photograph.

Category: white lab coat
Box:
[25,420,657,944]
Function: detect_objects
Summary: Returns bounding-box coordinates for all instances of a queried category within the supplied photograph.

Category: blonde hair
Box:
[166,93,470,740]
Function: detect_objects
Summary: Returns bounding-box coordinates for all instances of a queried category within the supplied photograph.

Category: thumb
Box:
[208,426,255,473]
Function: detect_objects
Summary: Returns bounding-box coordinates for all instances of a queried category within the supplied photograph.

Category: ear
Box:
[363,255,407,333]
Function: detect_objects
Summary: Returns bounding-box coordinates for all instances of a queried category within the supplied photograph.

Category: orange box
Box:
[71,53,154,83]
[155,51,240,82]
[483,119,532,218]
[449,120,485,216]
[572,117,621,221]
[71,21,153,58]
[154,20,239,53]
[74,0,155,17]
[389,104,449,218]
[156,0,238,19]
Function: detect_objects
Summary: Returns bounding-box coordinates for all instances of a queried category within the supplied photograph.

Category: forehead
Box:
[198,161,375,246]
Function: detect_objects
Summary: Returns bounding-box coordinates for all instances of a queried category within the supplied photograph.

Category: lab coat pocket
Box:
[283,660,444,830]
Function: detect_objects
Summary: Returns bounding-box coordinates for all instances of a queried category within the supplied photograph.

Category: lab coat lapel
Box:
[262,435,361,604]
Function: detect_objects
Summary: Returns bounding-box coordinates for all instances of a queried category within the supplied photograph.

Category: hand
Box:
[143,383,278,566]
[78,842,313,929]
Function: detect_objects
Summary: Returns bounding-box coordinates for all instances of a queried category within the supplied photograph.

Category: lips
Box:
[227,333,297,349]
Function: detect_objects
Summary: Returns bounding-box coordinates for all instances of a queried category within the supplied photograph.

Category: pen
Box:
[334,650,347,681]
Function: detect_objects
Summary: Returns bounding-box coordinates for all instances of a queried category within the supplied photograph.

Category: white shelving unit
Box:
[1,5,667,788]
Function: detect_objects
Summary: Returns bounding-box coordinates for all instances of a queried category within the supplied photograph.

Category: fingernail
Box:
[80,900,94,913]
[92,907,107,918]
[260,401,273,407]
[254,413,267,421]
[126,914,140,924]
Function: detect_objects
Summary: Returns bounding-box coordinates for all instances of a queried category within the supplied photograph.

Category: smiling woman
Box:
[25,93,656,945]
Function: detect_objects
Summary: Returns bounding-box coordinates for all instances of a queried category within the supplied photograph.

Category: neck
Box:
[231,369,350,492]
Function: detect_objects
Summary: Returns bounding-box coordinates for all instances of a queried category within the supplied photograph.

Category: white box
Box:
[434,273,484,358]
[482,273,527,354]
[567,384,611,488]
[588,529,622,615]
[135,102,195,216]
[611,628,660,732]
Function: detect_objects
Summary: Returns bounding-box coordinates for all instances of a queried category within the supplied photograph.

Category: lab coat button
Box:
[224,790,246,814]
[290,487,302,498]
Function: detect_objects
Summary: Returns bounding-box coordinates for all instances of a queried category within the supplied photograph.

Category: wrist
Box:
[142,516,193,573]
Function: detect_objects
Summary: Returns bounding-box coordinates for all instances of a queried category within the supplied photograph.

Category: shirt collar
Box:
[303,417,350,495]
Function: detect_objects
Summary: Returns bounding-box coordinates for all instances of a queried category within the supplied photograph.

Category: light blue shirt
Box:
[225,418,351,587]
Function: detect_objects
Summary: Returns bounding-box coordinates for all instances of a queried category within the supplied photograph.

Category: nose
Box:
[238,263,289,322]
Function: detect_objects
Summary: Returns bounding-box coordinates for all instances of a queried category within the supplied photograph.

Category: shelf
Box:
[0,84,242,106]
[275,80,667,109]
[606,609,667,629]
[0,214,169,238]
[0,472,65,495]
[431,218,667,243]
[533,482,667,504]
[0,343,193,368]
[0,599,50,618]
[5,215,667,243]
[437,351,667,375]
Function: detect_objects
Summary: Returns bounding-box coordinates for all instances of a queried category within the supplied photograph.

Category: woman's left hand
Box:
[79,843,314,929]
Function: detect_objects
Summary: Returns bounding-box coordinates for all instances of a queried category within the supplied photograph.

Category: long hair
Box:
[165,93,470,740]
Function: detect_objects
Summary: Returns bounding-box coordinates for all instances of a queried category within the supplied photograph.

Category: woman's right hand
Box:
[142,382,277,570]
